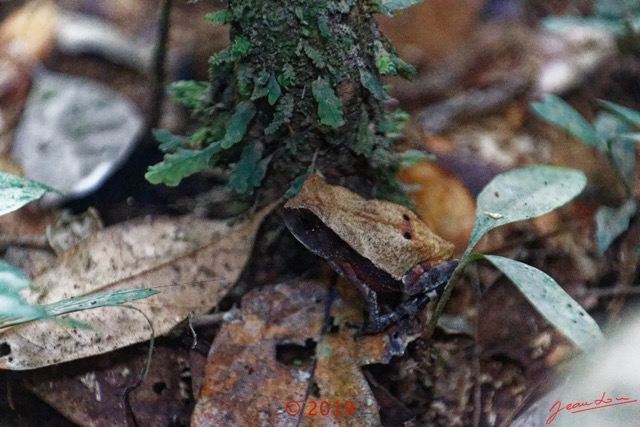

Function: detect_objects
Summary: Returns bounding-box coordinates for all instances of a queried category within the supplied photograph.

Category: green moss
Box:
[147,0,415,200]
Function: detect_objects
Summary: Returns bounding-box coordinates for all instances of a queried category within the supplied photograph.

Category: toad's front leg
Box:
[332,259,458,333]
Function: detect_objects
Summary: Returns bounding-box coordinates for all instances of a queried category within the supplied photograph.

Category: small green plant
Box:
[0,172,157,329]
[531,94,640,253]
[146,0,418,201]
[430,166,602,351]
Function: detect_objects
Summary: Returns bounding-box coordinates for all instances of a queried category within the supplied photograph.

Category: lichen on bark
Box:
[146,0,416,202]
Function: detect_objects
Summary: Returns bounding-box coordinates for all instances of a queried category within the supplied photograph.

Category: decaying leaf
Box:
[192,279,413,426]
[284,175,454,280]
[24,344,198,427]
[0,204,275,370]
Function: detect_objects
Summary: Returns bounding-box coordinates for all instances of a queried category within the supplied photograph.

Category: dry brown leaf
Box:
[285,175,453,280]
[0,205,274,370]
[399,160,475,254]
[0,0,57,63]
[24,344,199,427]
[376,0,481,65]
[192,279,416,427]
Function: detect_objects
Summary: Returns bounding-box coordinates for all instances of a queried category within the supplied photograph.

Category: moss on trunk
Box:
[147,0,416,202]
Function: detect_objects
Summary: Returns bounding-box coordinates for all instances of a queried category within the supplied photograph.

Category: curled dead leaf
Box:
[0,204,275,370]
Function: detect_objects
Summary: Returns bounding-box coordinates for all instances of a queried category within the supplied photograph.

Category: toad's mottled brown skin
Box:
[284,175,458,333]
[285,175,454,279]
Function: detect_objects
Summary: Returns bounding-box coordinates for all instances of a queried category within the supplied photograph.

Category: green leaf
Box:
[152,129,186,153]
[353,111,374,155]
[595,111,632,142]
[398,149,435,168]
[609,133,637,184]
[267,74,281,106]
[359,69,388,100]
[209,47,233,67]
[251,72,271,100]
[378,0,422,15]
[0,261,32,294]
[0,288,158,330]
[312,78,344,128]
[0,295,46,328]
[226,141,268,195]
[317,13,330,38]
[0,261,46,327]
[0,258,157,329]
[599,100,640,128]
[265,94,294,135]
[278,64,296,87]
[285,174,309,199]
[481,255,603,351]
[595,200,637,254]
[531,95,602,149]
[373,41,396,74]
[220,102,256,149]
[303,43,326,69]
[231,36,251,56]
[205,10,231,25]
[145,145,220,186]
[0,172,51,216]
[593,111,636,183]
[542,16,633,37]
[42,288,159,317]
[168,81,209,111]
[468,166,587,250]
[236,65,254,97]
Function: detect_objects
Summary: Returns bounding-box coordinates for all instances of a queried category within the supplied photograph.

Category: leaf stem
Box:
[424,253,478,338]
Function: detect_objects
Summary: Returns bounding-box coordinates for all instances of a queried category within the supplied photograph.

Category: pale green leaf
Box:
[42,288,159,317]
[0,295,45,327]
[312,78,344,128]
[609,133,637,184]
[599,100,640,128]
[0,172,51,216]
[482,255,603,351]
[398,149,435,168]
[595,200,637,254]
[468,166,587,250]
[378,0,422,15]
[531,95,601,148]
[0,261,31,295]
[0,261,46,327]
[0,288,158,330]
